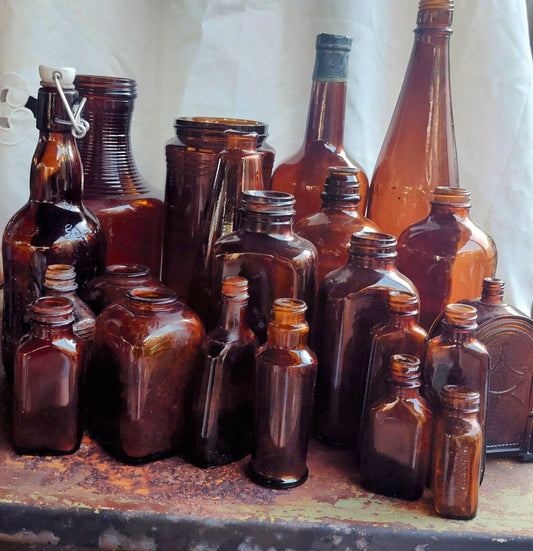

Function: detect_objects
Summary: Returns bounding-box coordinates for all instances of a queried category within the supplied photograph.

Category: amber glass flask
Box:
[13,296,84,455]
[312,232,418,446]
[249,299,317,489]
[272,34,368,221]
[294,166,380,285]
[432,385,482,520]
[87,288,205,463]
[2,66,106,382]
[74,75,164,276]
[190,277,257,468]
[207,191,316,343]
[397,187,497,330]
[162,117,275,297]
[367,0,458,238]
[359,354,432,501]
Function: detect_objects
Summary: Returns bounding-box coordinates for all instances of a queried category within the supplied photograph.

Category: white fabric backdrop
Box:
[0,0,532,313]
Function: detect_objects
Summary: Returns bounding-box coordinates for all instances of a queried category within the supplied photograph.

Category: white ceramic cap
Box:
[38,65,76,87]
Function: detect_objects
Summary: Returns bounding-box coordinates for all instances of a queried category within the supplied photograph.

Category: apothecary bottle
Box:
[190,277,257,468]
[249,299,317,489]
[312,232,418,447]
[2,66,106,382]
[80,263,166,316]
[397,187,497,330]
[359,354,432,501]
[74,75,164,277]
[432,385,482,520]
[87,287,205,463]
[13,296,84,455]
[294,166,380,284]
[367,0,458,238]
[272,33,369,221]
[207,191,316,343]
[162,117,275,298]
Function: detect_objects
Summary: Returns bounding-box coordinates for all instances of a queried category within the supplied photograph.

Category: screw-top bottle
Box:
[272,33,369,221]
[250,299,318,489]
[367,0,459,237]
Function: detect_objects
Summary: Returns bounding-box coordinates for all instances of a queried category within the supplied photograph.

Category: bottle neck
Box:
[267,324,308,349]
[431,203,470,218]
[216,298,248,336]
[321,197,359,211]
[348,254,396,270]
[240,212,295,237]
[32,322,73,340]
[387,383,422,400]
[388,311,419,328]
[441,321,476,343]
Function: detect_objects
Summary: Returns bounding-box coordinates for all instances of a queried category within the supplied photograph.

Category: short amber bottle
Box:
[397,187,497,330]
[312,232,418,446]
[432,385,482,520]
[294,166,380,285]
[359,354,432,501]
[249,299,318,489]
[13,296,84,455]
[87,288,205,463]
[190,277,257,468]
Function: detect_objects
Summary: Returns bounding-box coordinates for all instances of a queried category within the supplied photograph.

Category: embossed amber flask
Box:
[359,354,432,501]
[250,299,317,489]
[397,187,497,330]
[272,33,368,221]
[294,166,380,285]
[190,277,257,468]
[74,75,164,277]
[367,0,458,237]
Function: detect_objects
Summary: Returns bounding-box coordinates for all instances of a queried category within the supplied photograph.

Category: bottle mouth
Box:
[349,232,397,258]
[271,298,308,328]
[31,296,75,325]
[443,303,477,327]
[316,33,352,52]
[388,353,421,386]
[174,117,268,140]
[241,190,296,216]
[223,129,259,151]
[125,287,177,305]
[106,264,151,278]
[388,290,419,314]
[431,187,471,207]
[321,166,361,202]
[221,276,249,300]
[44,264,78,291]
[74,75,137,97]
[441,384,480,413]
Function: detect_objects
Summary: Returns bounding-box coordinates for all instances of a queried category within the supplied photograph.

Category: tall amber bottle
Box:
[397,187,497,330]
[250,299,317,489]
[74,75,164,277]
[190,277,257,468]
[312,232,418,447]
[294,167,380,284]
[272,34,368,221]
[2,66,106,382]
[367,0,458,237]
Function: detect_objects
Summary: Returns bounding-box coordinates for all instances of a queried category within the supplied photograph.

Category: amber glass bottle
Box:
[74,75,164,277]
[207,191,316,343]
[397,187,497,330]
[249,299,317,489]
[359,354,432,501]
[312,232,418,447]
[367,0,458,237]
[294,166,380,285]
[87,288,205,463]
[190,277,257,468]
[361,291,427,436]
[13,296,84,455]
[433,385,482,520]
[272,34,368,221]
[2,66,106,382]
[162,117,275,297]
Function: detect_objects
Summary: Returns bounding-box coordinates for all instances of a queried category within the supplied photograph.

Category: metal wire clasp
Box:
[52,71,89,138]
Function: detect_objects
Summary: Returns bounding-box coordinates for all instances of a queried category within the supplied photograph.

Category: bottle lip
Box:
[349,231,397,258]
[74,75,137,98]
[418,0,454,10]
[221,276,249,300]
[223,129,259,149]
[241,190,296,216]
[388,290,419,313]
[44,264,78,291]
[125,287,177,305]
[271,298,309,329]
[174,117,269,138]
[321,166,361,203]
[105,264,151,278]
[388,353,421,386]
[441,384,480,413]
[316,33,352,52]
[431,187,471,207]
[31,296,75,325]
[443,303,477,327]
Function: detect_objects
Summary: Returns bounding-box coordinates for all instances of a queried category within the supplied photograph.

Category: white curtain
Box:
[0,0,532,313]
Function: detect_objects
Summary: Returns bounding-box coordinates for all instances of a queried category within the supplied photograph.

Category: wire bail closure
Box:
[52,71,89,138]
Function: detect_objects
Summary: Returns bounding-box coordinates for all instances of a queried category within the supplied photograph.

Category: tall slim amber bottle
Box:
[367,0,458,238]
[272,34,368,221]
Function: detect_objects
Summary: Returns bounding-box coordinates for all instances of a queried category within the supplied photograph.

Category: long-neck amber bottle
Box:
[74,75,164,277]
[294,166,380,285]
[367,0,458,237]
[272,33,368,221]
[2,66,106,382]
[250,299,317,489]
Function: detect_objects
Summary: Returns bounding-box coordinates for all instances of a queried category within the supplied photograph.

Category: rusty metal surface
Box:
[0,372,531,551]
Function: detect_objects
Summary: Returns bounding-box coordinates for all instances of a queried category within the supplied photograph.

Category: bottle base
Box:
[247,463,308,489]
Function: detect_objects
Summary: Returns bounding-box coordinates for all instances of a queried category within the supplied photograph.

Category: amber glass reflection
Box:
[294,166,380,285]
[359,354,432,501]
[190,277,257,468]
[272,34,368,221]
[397,187,497,330]
[87,288,205,463]
[249,299,317,489]
[433,385,482,520]
[13,297,83,455]
[312,232,418,447]
[367,0,458,237]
